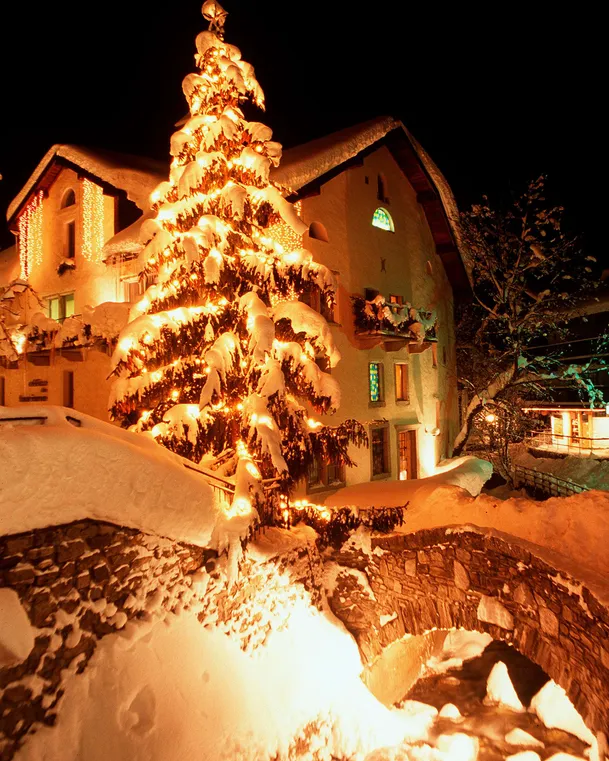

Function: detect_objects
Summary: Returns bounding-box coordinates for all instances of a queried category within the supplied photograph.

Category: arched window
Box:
[372,207,394,232]
[61,189,76,208]
[308,221,329,242]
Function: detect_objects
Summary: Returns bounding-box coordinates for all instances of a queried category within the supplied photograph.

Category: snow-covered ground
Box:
[14,588,599,761]
[0,406,222,546]
[325,456,493,508]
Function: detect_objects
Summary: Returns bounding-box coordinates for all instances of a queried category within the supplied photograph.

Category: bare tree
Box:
[454,177,605,459]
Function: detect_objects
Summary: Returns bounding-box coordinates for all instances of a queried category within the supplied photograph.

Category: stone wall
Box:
[0,521,322,761]
[326,527,609,736]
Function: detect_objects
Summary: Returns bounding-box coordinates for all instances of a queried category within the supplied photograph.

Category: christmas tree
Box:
[110,0,366,516]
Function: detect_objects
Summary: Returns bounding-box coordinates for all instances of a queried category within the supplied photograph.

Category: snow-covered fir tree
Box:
[110,0,366,511]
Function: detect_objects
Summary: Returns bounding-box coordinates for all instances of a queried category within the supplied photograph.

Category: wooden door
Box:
[398,430,418,480]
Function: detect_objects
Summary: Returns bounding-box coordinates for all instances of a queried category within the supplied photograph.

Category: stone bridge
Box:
[327,525,609,738]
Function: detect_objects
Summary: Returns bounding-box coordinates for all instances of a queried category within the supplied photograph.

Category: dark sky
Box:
[0,1,604,260]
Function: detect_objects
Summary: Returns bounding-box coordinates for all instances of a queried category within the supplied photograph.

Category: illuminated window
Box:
[372,207,394,232]
[389,294,403,305]
[369,362,384,404]
[371,425,390,477]
[61,189,76,208]
[123,276,145,303]
[48,293,75,323]
[395,363,409,402]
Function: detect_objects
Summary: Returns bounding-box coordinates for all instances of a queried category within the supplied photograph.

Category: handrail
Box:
[528,430,609,444]
[513,464,588,497]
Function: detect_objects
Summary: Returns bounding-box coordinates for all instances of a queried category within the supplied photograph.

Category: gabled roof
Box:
[273,117,469,294]
[7,145,166,226]
[8,119,469,293]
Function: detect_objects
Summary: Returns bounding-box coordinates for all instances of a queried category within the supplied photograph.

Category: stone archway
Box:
[327,526,609,737]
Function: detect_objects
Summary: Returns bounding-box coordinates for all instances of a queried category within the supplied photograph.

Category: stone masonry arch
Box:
[327,526,609,737]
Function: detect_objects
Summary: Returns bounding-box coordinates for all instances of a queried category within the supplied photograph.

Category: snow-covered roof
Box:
[102,211,154,259]
[0,245,19,287]
[272,117,399,191]
[7,145,167,223]
[272,117,467,285]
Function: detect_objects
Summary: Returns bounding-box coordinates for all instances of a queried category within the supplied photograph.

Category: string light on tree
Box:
[109,0,367,526]
[17,190,44,278]
[81,179,105,262]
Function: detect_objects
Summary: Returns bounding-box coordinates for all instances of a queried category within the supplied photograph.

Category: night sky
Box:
[0,1,603,260]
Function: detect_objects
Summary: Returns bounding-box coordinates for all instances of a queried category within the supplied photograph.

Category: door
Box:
[398,429,418,480]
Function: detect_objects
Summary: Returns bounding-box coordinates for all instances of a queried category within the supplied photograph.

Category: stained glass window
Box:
[369,362,383,403]
[372,207,394,232]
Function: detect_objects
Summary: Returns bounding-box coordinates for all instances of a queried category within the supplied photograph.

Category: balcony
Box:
[526,430,609,459]
[351,295,436,352]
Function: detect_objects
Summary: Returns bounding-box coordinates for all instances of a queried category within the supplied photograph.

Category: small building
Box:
[523,286,609,458]
[0,117,469,491]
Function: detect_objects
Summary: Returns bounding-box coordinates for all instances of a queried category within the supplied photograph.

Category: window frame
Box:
[306,455,346,494]
[394,361,409,402]
[47,292,75,323]
[65,220,76,259]
[368,361,385,406]
[371,207,395,233]
[370,423,390,479]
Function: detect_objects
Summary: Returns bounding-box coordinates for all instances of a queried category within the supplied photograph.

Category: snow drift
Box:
[0,406,221,545]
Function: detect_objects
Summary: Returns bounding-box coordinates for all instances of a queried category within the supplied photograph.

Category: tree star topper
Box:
[201,0,228,38]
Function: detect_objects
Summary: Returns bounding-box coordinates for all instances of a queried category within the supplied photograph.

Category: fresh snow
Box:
[483,661,525,712]
[0,588,37,667]
[529,680,596,746]
[16,585,441,761]
[0,406,222,546]
[325,456,493,508]
[505,728,545,748]
[424,629,492,675]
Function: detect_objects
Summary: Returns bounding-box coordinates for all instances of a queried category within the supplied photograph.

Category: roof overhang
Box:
[273,119,470,297]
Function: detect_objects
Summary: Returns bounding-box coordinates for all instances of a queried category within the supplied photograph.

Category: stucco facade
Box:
[294,145,459,493]
[1,121,466,488]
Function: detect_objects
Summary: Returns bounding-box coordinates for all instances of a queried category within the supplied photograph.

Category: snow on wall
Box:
[0,406,221,546]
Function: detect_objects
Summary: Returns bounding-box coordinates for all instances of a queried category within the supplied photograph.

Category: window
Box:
[389,294,403,305]
[395,363,409,401]
[48,293,75,323]
[61,189,76,208]
[307,456,345,491]
[364,288,379,302]
[372,207,394,232]
[371,425,390,477]
[123,277,145,303]
[300,286,335,323]
[63,371,74,408]
[65,221,76,259]
[308,221,329,242]
[369,362,384,404]
[377,174,389,203]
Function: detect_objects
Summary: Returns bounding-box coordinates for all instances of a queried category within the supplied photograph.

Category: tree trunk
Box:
[453,363,517,456]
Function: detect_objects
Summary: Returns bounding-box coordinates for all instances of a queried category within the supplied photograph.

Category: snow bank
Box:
[16,589,434,761]
[0,588,37,667]
[0,406,221,546]
[529,680,596,746]
[325,456,492,508]
[327,465,609,589]
[483,661,524,712]
[425,629,492,675]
